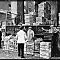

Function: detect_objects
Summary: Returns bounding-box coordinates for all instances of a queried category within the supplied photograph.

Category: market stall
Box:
[0,0,59,59]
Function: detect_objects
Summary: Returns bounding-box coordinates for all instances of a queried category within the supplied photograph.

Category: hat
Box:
[29,27,32,29]
[19,26,24,30]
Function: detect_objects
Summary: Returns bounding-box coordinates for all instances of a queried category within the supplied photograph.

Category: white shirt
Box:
[16,30,27,43]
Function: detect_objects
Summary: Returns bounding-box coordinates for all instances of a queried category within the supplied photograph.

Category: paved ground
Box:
[0,49,59,59]
[0,49,41,59]
[0,49,20,59]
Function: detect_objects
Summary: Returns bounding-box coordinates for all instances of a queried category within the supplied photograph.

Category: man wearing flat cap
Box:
[27,27,34,41]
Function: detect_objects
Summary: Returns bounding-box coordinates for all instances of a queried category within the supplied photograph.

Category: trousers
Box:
[18,43,24,58]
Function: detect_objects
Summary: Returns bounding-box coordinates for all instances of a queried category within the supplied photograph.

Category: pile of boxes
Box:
[24,14,33,25]
[24,14,30,25]
[36,17,42,25]
[40,42,51,59]
[38,2,45,17]
[36,2,45,25]
[26,41,34,55]
[36,2,51,25]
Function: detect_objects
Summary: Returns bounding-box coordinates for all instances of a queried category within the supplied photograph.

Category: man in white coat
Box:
[27,27,34,41]
[16,26,27,58]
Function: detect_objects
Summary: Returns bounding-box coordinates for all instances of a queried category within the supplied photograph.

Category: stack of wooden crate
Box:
[26,41,34,55]
[24,14,33,25]
[40,42,51,59]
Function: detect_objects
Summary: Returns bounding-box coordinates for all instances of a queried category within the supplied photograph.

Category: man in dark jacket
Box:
[52,27,59,57]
